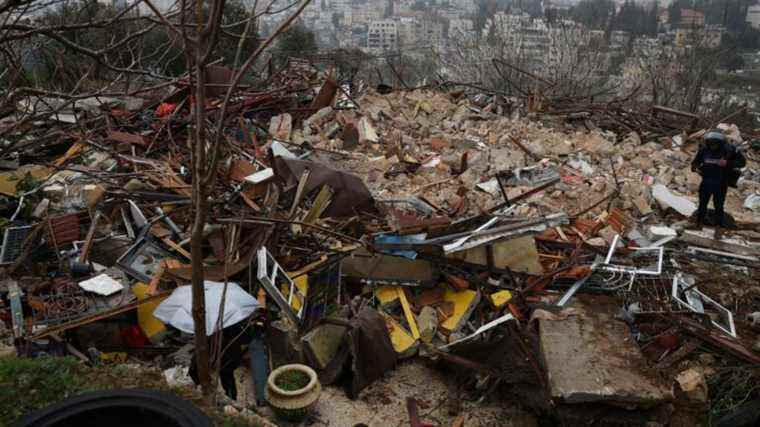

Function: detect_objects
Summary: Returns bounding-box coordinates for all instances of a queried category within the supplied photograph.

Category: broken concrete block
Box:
[42,184,65,201]
[540,296,672,406]
[632,157,654,170]
[547,139,573,156]
[84,151,117,170]
[357,117,379,143]
[598,226,618,245]
[269,113,293,140]
[302,323,348,370]
[323,122,341,139]
[305,106,333,129]
[84,184,105,209]
[675,368,708,403]
[651,184,697,217]
[417,306,438,344]
[582,132,615,156]
[429,137,450,151]
[717,123,742,143]
[340,122,359,149]
[744,194,760,212]
[633,195,653,216]
[457,168,480,188]
[648,226,677,240]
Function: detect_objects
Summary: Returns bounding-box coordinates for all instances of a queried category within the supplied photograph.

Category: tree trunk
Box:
[191,58,213,401]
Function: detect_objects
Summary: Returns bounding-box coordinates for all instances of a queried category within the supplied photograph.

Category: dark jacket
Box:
[691,142,746,186]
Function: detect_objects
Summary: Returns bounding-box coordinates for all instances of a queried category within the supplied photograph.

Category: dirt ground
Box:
[234,360,537,427]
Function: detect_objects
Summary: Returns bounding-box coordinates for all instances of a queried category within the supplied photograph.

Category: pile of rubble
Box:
[1,61,760,425]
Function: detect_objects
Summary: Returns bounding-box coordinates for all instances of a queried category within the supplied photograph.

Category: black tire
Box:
[14,389,213,427]
[715,400,760,427]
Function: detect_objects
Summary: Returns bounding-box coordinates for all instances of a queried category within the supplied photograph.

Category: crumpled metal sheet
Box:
[345,307,397,399]
[273,157,374,218]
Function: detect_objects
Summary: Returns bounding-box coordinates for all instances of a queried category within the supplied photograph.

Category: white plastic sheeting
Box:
[78,274,124,296]
[153,281,259,335]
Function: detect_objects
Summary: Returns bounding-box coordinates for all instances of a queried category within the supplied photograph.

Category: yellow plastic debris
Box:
[382,313,417,357]
[374,285,400,306]
[397,288,420,339]
[283,275,309,312]
[441,287,481,333]
[489,290,513,308]
[132,282,167,343]
[100,352,128,363]
[0,165,51,197]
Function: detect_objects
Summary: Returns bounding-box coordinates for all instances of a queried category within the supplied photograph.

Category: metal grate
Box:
[0,225,32,264]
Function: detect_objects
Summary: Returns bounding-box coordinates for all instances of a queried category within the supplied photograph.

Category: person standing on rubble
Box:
[691,129,746,227]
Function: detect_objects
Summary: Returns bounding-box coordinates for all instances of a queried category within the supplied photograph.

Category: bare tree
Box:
[1,0,311,402]
[143,0,311,400]
[623,29,723,113]
[440,14,613,103]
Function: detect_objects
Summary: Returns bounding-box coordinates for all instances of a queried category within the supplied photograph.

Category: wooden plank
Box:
[656,339,700,370]
[676,316,760,365]
[107,130,148,146]
[162,237,191,259]
[54,141,85,167]
[398,287,420,340]
[653,105,700,120]
[78,211,101,263]
[302,185,333,225]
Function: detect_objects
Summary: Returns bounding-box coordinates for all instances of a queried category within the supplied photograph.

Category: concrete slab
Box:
[539,296,673,407]
[302,323,348,370]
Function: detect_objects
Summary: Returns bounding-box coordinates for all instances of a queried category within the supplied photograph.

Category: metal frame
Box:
[671,273,736,338]
[116,236,177,282]
[8,281,24,338]
[256,247,305,327]
[686,246,759,262]
[599,234,664,276]
[439,312,516,350]
[0,225,32,265]
[556,266,597,307]
[442,213,567,254]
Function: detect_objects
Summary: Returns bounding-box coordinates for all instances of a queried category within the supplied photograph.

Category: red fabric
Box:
[121,325,148,348]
